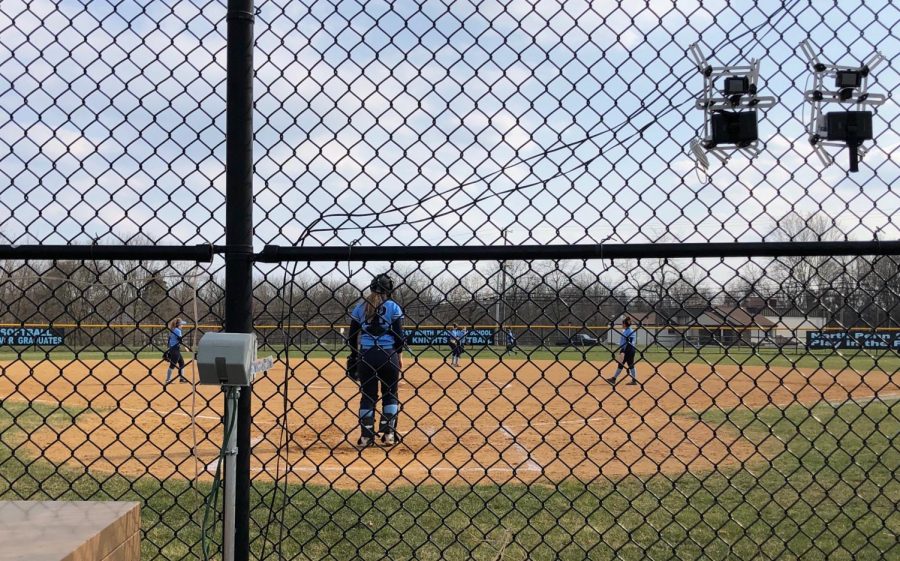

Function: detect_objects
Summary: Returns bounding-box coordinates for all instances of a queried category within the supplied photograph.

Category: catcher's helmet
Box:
[370,273,394,295]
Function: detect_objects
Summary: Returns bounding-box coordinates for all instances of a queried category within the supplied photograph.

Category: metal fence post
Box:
[226,0,254,560]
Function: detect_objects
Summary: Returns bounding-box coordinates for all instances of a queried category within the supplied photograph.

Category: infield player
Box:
[347,273,406,448]
[448,323,465,367]
[606,316,638,386]
[164,317,189,384]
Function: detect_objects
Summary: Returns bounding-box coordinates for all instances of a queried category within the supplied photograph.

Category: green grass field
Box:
[2,397,897,560]
[1,344,897,374]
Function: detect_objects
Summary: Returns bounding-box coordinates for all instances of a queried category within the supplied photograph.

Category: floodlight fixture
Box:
[800,40,885,172]
[688,43,776,171]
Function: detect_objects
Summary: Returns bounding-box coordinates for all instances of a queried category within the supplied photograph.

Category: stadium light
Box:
[688,43,776,171]
[800,40,885,172]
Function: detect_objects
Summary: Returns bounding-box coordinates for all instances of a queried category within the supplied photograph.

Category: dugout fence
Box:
[2,1,900,560]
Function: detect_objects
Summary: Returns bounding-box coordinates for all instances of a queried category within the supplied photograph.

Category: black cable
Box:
[253,2,806,555]
[309,118,625,225]
[297,0,802,240]
[201,386,238,561]
[302,124,641,238]
[275,261,298,559]
[260,238,371,560]
[257,257,300,561]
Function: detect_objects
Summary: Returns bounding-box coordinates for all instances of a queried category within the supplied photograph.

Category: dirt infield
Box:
[1,355,897,488]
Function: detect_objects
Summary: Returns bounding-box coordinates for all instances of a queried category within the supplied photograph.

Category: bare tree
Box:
[768,211,843,315]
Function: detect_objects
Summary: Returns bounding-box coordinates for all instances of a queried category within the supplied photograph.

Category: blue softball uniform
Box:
[168,327,183,349]
[450,328,466,345]
[350,300,405,350]
[619,327,636,353]
[348,299,405,440]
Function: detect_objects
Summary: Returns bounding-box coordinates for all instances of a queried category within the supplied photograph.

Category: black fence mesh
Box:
[1,1,899,560]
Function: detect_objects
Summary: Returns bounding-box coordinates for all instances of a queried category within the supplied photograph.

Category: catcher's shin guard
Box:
[379,403,399,437]
[378,414,398,435]
[360,409,376,439]
[379,415,399,446]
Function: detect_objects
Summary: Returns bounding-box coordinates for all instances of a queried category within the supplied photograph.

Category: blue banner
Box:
[806,330,900,350]
[0,327,65,346]
[407,328,495,346]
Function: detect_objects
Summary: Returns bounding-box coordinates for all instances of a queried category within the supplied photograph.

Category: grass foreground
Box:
[2,397,899,560]
[1,344,898,375]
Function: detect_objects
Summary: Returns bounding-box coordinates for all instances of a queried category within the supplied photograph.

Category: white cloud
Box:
[671,157,696,175]
[28,124,98,161]
[54,128,97,159]
[3,0,898,253]
[620,29,643,48]
[491,110,538,153]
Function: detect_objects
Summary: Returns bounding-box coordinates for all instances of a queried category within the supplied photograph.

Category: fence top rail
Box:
[257,240,900,262]
[3,240,898,264]
[0,244,215,263]
[5,322,897,332]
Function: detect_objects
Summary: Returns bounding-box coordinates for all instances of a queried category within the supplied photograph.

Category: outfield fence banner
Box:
[2,2,900,561]
[406,328,496,346]
[807,330,900,350]
[0,327,65,347]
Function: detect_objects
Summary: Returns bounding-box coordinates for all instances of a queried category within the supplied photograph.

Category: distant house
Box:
[701,305,776,346]
[609,306,777,348]
[607,312,682,348]
[763,315,826,344]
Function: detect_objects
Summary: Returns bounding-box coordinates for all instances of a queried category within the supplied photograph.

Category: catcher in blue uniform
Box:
[346,274,406,448]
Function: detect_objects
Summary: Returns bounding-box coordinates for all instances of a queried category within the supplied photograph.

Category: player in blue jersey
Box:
[607,316,638,386]
[448,323,465,367]
[505,328,517,355]
[164,318,188,384]
[347,274,406,448]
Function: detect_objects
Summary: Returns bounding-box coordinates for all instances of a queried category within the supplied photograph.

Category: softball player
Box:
[347,274,405,448]
[448,323,465,367]
[165,318,188,384]
[607,316,638,386]
[505,328,517,355]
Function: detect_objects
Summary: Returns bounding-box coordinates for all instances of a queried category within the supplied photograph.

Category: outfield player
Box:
[505,328,517,355]
[347,274,405,448]
[164,318,188,384]
[607,316,638,386]
[448,323,465,367]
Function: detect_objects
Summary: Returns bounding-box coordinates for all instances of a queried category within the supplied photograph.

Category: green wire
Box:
[201,387,238,561]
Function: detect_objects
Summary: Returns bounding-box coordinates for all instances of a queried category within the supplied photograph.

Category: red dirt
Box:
[1,355,896,489]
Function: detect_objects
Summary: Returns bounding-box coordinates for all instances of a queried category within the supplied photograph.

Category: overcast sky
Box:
[1,0,897,267]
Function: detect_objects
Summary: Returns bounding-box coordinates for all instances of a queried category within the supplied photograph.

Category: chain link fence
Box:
[1,1,899,560]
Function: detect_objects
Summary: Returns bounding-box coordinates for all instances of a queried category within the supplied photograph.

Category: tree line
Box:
[1,214,897,350]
